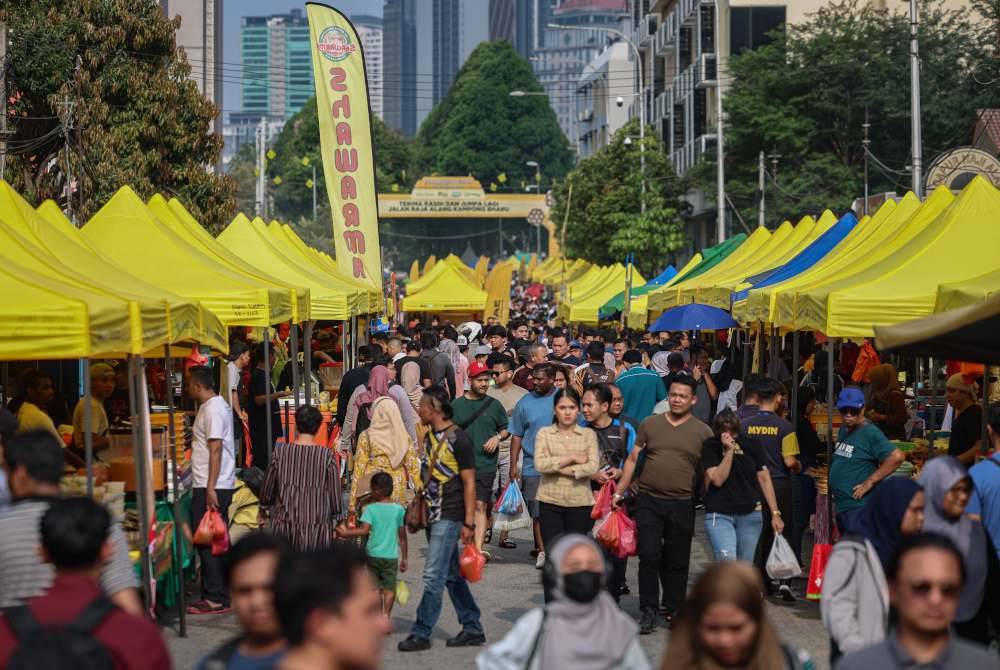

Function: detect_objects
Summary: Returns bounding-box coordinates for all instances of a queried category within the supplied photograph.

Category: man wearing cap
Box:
[71,363,116,464]
[945,373,983,465]
[828,387,905,534]
[452,362,509,559]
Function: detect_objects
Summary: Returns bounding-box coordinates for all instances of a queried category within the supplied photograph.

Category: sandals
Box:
[186,599,231,615]
[484,528,493,545]
[499,538,517,549]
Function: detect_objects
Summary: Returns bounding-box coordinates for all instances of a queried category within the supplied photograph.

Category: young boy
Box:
[337,472,408,614]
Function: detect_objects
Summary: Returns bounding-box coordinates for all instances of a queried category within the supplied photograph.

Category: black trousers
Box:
[191,487,235,606]
[754,475,795,589]
[635,494,694,614]
[538,502,594,550]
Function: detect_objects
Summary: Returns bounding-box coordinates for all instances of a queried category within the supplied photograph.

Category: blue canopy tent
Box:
[598,265,677,320]
[732,212,859,303]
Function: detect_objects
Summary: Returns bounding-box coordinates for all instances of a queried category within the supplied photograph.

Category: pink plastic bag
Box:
[615,510,637,558]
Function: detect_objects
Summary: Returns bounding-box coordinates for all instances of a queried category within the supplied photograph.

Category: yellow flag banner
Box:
[485,261,513,323]
[306,3,381,289]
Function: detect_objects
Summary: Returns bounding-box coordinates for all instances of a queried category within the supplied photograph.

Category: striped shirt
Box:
[0,498,138,607]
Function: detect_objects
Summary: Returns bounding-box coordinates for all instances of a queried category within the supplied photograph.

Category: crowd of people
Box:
[0,278,999,669]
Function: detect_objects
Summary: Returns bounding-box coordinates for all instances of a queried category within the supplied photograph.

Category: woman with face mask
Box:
[919,455,991,644]
[477,533,650,670]
[662,561,812,669]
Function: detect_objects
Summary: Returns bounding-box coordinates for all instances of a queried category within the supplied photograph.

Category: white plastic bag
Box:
[493,505,531,532]
[766,533,801,580]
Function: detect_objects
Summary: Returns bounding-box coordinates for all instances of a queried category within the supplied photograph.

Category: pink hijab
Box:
[355,365,391,418]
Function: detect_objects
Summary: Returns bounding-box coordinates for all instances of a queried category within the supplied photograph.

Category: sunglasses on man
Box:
[840,407,862,416]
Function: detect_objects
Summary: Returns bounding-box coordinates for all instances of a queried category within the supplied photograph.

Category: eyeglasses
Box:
[906,580,961,599]
[840,407,862,416]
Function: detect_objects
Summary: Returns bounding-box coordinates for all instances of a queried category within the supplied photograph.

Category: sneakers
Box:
[535,550,546,569]
[482,549,492,564]
[639,608,658,635]
[446,630,487,647]
[398,635,431,652]
[779,583,797,602]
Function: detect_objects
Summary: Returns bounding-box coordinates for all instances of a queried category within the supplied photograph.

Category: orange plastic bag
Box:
[193,511,217,545]
[595,511,621,551]
[459,543,486,583]
[591,480,615,520]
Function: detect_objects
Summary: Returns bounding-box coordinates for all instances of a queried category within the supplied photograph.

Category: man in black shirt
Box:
[945,373,983,465]
[399,387,483,652]
[547,332,581,367]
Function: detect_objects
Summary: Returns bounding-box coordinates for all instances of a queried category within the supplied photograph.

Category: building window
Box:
[730,6,787,55]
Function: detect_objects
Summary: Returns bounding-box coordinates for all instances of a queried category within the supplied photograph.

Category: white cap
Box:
[457,335,469,346]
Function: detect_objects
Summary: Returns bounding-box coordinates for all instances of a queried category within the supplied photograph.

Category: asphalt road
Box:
[166,513,831,669]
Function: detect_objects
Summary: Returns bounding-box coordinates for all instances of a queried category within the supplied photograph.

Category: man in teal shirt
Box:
[828,387,905,534]
[615,350,666,421]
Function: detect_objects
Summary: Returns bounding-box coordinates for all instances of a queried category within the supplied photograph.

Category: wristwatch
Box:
[463,522,476,531]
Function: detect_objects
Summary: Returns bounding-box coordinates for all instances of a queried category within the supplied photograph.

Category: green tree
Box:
[416,40,573,188]
[696,0,998,227]
[551,120,688,277]
[232,97,415,223]
[2,0,234,227]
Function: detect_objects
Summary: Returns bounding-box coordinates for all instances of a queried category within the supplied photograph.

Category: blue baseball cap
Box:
[569,340,583,350]
[836,387,865,410]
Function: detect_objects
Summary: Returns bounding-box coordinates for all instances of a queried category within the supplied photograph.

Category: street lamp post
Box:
[526,160,542,257]
[714,0,726,243]
[548,23,645,214]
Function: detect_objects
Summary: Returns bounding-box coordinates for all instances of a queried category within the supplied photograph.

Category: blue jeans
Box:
[411,519,483,640]
[704,511,763,562]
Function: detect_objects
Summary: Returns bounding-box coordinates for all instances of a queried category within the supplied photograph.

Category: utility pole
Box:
[311,165,317,222]
[757,150,766,229]
[255,118,268,219]
[767,146,782,182]
[863,108,871,216]
[714,0,725,244]
[909,0,924,198]
[55,94,76,224]
[0,22,10,182]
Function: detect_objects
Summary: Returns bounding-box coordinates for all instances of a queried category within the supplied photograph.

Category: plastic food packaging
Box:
[766,533,802,580]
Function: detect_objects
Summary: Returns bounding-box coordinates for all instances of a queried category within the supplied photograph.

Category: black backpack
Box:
[2,596,117,670]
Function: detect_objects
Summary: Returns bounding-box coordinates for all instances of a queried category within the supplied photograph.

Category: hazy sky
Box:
[222,0,383,119]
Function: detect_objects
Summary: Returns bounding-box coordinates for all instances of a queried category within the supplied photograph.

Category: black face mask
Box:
[562,570,603,603]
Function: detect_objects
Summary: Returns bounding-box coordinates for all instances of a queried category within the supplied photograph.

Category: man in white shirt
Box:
[227,341,251,422]
[71,363,115,464]
[187,365,237,615]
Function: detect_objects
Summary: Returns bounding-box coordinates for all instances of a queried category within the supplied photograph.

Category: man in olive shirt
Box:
[615,376,712,635]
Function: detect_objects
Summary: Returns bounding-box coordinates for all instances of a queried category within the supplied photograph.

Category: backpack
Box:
[2,596,117,670]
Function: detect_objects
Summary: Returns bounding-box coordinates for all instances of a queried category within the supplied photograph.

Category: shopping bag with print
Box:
[591,480,615,520]
[806,543,833,600]
[766,533,801,580]
[615,510,638,558]
[459,543,486,582]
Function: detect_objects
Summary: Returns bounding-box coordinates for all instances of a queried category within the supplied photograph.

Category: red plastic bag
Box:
[211,519,230,557]
[459,543,486,582]
[615,510,638,558]
[806,543,833,600]
[591,480,615,520]
[595,511,621,550]
[193,511,217,545]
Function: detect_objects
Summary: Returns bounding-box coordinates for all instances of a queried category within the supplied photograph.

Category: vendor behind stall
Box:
[946,373,983,466]
[71,363,115,464]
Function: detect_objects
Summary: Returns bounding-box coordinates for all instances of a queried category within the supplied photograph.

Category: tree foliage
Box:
[2,0,234,227]
[416,40,574,189]
[695,0,999,227]
[551,120,688,277]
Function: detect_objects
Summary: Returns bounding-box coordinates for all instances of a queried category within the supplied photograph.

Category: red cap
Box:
[468,361,491,378]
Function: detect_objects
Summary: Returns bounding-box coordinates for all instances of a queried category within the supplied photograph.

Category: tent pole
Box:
[982,365,990,456]
[742,329,751,381]
[263,328,274,464]
[82,358,93,497]
[826,343,835,543]
[928,357,937,444]
[127,355,153,610]
[304,321,313,407]
[791,332,800,427]
[290,324,300,410]
[164,345,186,637]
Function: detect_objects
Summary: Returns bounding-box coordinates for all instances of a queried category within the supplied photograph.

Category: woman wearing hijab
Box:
[866,363,908,440]
[339,365,417,452]
[477,534,649,670]
[821,477,925,664]
[348,397,422,511]
[919,455,991,643]
[259,405,342,551]
[662,562,813,669]
[439,337,467,395]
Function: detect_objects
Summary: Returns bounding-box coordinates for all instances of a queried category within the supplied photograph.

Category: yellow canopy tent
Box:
[0,183,227,354]
[443,254,482,287]
[649,224,776,312]
[935,270,1000,312]
[148,196,311,322]
[422,255,437,276]
[409,259,420,280]
[559,264,644,323]
[733,195,910,325]
[623,252,704,326]
[531,256,558,281]
[216,214,358,320]
[818,176,1000,337]
[474,256,489,284]
[402,260,487,313]
[82,186,292,326]
[725,215,825,297]
[267,222,381,313]
[791,185,957,333]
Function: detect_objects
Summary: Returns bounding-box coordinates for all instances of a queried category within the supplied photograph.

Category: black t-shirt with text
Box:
[701,434,767,515]
[949,404,983,459]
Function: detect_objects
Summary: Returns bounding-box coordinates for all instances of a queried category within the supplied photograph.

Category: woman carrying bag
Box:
[349,397,422,511]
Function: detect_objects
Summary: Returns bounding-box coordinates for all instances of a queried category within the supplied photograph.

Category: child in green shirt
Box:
[337,472,408,614]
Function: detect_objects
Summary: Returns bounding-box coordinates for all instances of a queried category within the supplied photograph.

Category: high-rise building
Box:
[575,40,630,158]
[384,0,490,137]
[533,0,628,145]
[353,16,384,119]
[160,0,223,137]
[233,9,312,125]
[489,0,516,43]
